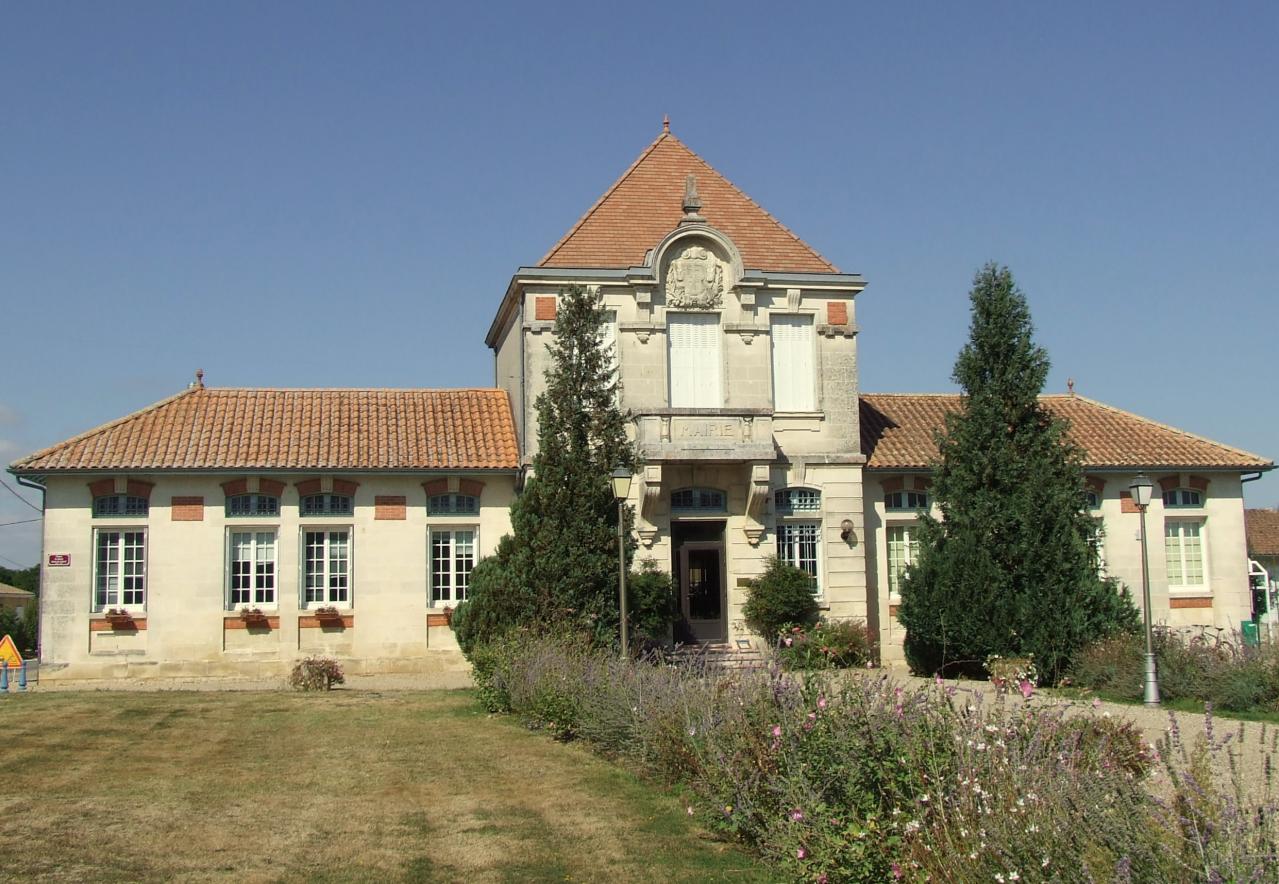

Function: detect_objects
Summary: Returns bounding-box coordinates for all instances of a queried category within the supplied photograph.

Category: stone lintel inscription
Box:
[674,418,743,441]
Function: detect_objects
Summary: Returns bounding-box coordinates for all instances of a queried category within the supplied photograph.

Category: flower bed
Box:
[473,633,1278,882]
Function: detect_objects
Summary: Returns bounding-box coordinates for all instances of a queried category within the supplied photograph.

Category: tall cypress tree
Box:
[453,285,641,652]
[897,264,1138,682]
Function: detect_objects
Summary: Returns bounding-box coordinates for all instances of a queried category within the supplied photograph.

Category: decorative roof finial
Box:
[662,114,670,133]
[195,368,205,390]
[680,173,705,224]
[1067,377,1075,396]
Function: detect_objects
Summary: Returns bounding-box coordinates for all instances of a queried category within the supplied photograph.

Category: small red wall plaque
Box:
[48,554,70,567]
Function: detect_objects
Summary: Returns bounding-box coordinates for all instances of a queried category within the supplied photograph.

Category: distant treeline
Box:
[0,565,38,595]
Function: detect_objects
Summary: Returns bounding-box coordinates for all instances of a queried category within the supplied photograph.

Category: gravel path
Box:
[899,673,1278,803]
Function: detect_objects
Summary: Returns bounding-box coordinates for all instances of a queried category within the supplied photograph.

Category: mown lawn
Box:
[0,689,771,882]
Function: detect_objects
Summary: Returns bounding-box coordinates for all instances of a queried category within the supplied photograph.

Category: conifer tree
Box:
[456,284,640,649]
[897,264,1138,682]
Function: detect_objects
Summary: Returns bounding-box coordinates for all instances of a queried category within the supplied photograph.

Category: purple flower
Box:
[791,809,804,821]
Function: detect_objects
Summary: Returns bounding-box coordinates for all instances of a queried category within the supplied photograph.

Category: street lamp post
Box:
[611,467,633,659]
[1129,473,1160,706]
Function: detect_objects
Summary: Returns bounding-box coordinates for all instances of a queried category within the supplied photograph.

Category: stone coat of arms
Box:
[665,244,724,308]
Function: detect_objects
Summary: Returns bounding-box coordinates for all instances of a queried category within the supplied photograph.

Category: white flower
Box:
[1009,873,1020,881]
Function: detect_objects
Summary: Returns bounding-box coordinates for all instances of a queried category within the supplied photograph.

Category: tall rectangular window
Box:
[776,522,820,594]
[95,529,146,610]
[431,529,476,604]
[668,314,721,407]
[1165,520,1206,588]
[771,314,815,411]
[229,531,277,607]
[886,524,920,597]
[304,530,350,606]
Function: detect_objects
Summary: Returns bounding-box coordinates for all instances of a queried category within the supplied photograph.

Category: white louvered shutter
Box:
[771,315,815,411]
[668,314,722,407]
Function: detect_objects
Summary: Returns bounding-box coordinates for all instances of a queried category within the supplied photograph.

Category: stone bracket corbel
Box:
[637,464,664,547]
[743,463,771,546]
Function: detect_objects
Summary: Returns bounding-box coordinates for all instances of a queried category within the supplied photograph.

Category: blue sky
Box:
[2,2,1276,566]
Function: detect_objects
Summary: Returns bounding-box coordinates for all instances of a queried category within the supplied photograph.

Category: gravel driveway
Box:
[899,673,1277,804]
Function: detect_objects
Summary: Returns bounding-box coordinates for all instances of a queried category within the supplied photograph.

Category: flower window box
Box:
[103,609,136,630]
[313,606,343,625]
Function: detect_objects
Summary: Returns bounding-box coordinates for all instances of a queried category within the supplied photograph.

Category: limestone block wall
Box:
[864,470,1256,668]
[505,279,861,461]
[627,462,866,648]
[36,472,516,678]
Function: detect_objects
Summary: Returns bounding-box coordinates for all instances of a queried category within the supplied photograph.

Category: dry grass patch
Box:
[0,689,768,883]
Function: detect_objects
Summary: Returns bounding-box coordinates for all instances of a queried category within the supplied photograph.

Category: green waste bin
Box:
[1241,620,1260,647]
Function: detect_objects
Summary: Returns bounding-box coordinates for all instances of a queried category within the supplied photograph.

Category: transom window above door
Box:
[93,495,149,517]
[775,487,821,514]
[885,490,929,511]
[301,493,353,516]
[428,493,479,516]
[671,488,726,513]
[226,493,279,517]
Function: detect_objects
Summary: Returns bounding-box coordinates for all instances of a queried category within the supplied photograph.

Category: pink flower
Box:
[818,876,828,884]
[1018,679,1034,699]
[891,861,904,879]
[817,696,827,710]
[783,637,794,647]
[796,848,807,860]
[791,809,804,821]
[1091,697,1102,709]
[772,725,782,737]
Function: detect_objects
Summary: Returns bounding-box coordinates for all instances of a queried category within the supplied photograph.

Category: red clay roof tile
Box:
[860,393,1272,471]
[1246,509,1279,557]
[10,388,519,473]
[539,131,838,273]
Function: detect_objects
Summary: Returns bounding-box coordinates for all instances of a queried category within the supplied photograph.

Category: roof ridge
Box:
[9,386,200,471]
[538,131,671,267]
[1061,393,1272,466]
[198,386,506,394]
[671,134,839,273]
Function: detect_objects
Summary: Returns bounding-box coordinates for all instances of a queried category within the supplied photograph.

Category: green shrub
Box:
[451,536,529,657]
[626,559,678,645]
[1072,628,1279,713]
[289,656,344,691]
[468,631,527,713]
[741,557,819,644]
[775,619,876,670]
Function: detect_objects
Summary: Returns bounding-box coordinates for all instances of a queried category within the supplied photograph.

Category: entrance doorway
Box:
[672,521,726,642]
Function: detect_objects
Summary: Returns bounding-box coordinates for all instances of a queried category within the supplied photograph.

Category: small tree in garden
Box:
[897,263,1139,682]
[742,557,821,644]
[453,285,646,651]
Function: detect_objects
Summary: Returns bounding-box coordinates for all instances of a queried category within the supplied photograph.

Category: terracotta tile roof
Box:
[1246,509,1279,557]
[860,393,1273,471]
[9,388,520,473]
[538,130,839,274]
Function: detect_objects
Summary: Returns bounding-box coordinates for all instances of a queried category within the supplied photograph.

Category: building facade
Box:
[10,126,1274,678]
[486,128,869,643]
[11,388,519,678]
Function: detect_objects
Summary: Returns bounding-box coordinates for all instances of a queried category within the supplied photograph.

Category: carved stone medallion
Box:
[664,244,724,308]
